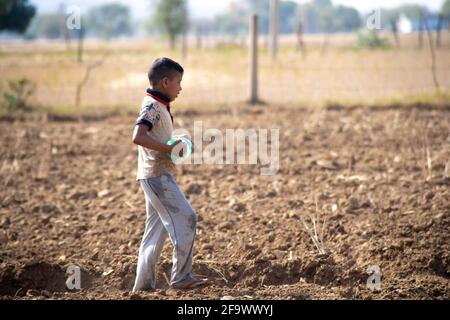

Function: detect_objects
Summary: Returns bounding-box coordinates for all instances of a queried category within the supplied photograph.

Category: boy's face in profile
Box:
[160,72,183,102]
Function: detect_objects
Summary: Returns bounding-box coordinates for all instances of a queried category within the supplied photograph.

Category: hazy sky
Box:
[31,0,446,19]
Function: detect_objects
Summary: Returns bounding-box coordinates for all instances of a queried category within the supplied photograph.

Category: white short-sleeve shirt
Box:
[135,89,176,180]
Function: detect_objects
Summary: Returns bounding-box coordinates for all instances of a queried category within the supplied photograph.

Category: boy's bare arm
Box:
[132,124,180,154]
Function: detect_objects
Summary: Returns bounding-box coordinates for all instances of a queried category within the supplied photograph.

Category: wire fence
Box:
[1,32,450,111]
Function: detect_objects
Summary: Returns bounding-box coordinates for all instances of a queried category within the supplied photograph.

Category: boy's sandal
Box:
[170,277,208,290]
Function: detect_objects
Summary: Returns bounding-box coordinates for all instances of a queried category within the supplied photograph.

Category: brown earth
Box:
[0,103,449,300]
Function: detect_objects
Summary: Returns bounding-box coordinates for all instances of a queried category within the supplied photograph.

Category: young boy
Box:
[131,57,206,292]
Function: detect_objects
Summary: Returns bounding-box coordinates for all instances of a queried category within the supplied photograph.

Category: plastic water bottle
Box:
[166,136,193,160]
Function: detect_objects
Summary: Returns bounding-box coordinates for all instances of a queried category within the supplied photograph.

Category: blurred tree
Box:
[212,0,360,35]
[213,2,247,35]
[398,4,429,21]
[86,3,132,39]
[191,18,213,48]
[296,2,320,33]
[375,9,399,30]
[26,14,62,39]
[377,4,429,30]
[26,11,81,40]
[214,0,297,35]
[152,0,189,49]
[442,0,450,16]
[0,0,35,33]
[0,0,14,14]
[245,0,270,34]
[313,0,332,8]
[438,0,450,40]
[278,1,298,33]
[318,3,334,32]
[333,5,361,31]
[57,3,71,48]
[296,0,360,33]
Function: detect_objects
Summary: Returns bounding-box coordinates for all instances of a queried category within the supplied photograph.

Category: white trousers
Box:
[132,174,197,291]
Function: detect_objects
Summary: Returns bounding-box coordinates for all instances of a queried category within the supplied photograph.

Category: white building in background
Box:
[398,14,413,33]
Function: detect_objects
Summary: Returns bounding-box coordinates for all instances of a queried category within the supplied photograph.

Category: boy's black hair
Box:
[148,57,184,85]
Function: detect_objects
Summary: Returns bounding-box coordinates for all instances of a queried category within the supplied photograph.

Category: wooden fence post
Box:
[249,14,259,105]
[269,0,279,60]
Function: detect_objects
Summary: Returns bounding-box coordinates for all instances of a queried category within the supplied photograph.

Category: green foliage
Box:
[2,78,36,112]
[246,0,270,34]
[278,1,300,33]
[245,0,299,34]
[0,0,14,14]
[213,0,359,35]
[296,1,361,33]
[25,9,84,40]
[442,0,450,16]
[86,3,133,39]
[0,0,36,33]
[26,13,64,39]
[369,4,428,31]
[313,0,332,7]
[355,30,390,49]
[333,5,361,31]
[213,3,248,35]
[151,0,188,47]
[398,4,427,20]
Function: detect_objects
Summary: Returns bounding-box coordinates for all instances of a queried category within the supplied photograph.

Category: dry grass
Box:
[301,198,327,255]
[0,32,450,114]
